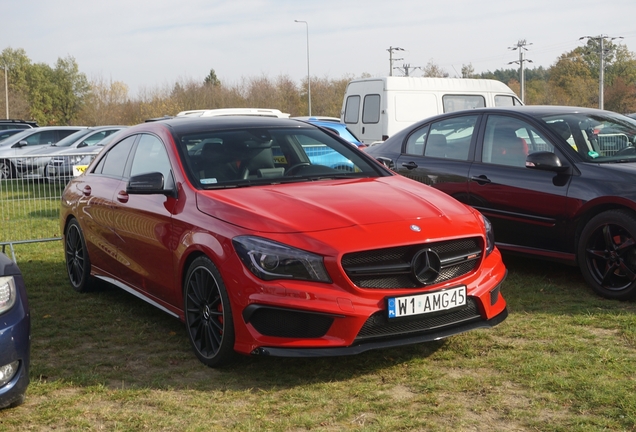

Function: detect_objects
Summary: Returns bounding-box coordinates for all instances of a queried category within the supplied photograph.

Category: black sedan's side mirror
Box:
[525,152,569,173]
[376,157,395,170]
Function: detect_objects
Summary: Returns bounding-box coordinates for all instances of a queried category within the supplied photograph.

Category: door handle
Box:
[470,175,492,185]
[401,161,418,170]
[116,191,129,203]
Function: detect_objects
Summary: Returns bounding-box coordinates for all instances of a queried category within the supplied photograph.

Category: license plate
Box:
[387,286,466,319]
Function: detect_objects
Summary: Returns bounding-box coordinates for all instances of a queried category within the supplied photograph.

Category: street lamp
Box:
[295,20,311,116]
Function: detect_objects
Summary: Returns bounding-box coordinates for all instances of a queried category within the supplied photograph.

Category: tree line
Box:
[1,39,636,127]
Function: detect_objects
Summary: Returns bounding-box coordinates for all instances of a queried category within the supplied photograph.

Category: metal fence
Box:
[0,152,96,261]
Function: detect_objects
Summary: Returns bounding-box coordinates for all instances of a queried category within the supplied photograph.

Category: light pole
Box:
[295,20,311,116]
[387,47,404,76]
[508,40,532,103]
[580,34,623,110]
[3,65,7,119]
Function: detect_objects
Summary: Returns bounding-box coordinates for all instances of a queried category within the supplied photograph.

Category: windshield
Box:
[53,129,95,147]
[540,112,636,163]
[178,127,383,189]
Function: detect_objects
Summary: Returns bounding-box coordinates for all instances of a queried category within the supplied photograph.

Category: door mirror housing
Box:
[127,172,172,195]
[376,156,395,170]
[525,152,569,173]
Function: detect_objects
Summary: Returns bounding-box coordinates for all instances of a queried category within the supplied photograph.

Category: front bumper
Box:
[253,306,508,357]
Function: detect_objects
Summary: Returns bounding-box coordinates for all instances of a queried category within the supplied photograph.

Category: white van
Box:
[341,77,522,144]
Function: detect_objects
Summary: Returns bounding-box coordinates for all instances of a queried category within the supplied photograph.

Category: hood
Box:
[196,176,475,233]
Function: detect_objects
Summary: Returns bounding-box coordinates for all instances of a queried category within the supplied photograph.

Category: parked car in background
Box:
[47,128,127,183]
[0,119,38,131]
[0,252,30,409]
[0,126,86,179]
[294,117,365,148]
[366,105,636,300]
[16,126,125,180]
[61,116,507,367]
[0,129,25,143]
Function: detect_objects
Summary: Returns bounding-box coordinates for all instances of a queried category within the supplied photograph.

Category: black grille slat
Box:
[342,238,482,289]
[356,298,480,341]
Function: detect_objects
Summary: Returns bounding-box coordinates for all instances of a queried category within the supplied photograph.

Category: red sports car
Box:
[61,116,507,367]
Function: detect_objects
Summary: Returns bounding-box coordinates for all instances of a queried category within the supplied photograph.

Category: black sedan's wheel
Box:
[578,210,636,300]
[64,218,93,292]
[184,256,235,367]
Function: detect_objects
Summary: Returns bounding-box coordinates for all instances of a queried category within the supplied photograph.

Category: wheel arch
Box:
[573,198,636,256]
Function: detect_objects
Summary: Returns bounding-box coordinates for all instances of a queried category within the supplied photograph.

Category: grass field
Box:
[0,241,635,431]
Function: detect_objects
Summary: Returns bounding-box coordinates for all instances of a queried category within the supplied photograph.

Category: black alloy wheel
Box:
[578,209,636,300]
[64,218,93,292]
[184,256,235,367]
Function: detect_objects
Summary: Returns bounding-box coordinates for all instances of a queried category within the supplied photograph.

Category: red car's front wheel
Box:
[184,256,235,367]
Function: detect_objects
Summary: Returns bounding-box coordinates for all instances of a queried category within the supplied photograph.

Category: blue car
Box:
[0,252,30,409]
[294,117,365,148]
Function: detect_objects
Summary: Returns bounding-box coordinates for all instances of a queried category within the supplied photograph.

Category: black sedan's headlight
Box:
[482,215,495,255]
[233,236,331,283]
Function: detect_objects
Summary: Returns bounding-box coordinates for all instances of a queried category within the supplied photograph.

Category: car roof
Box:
[150,115,314,135]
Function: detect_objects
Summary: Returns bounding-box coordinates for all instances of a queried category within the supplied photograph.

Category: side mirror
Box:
[525,151,569,173]
[127,172,169,195]
[12,140,28,148]
[376,156,395,170]
[77,142,87,148]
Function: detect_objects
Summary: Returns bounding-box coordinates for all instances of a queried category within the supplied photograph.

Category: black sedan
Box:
[366,105,636,300]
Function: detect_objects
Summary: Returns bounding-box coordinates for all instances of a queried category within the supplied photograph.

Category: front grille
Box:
[355,297,481,341]
[245,306,335,339]
[342,238,482,289]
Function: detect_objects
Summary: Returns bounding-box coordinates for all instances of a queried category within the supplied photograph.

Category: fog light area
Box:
[0,361,19,387]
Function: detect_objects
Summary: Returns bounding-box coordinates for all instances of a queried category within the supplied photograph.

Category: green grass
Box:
[1,242,635,431]
[0,180,65,243]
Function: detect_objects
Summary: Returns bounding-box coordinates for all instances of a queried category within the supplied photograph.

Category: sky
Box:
[3,0,636,97]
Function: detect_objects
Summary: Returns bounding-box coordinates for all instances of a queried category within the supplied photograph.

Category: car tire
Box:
[64,218,94,293]
[184,256,235,367]
[578,209,636,300]
[0,160,15,180]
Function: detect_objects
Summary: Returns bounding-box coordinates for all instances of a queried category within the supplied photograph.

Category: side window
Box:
[26,130,56,145]
[362,94,380,124]
[405,125,429,155]
[81,130,114,146]
[58,130,79,140]
[130,134,173,188]
[494,95,523,107]
[344,95,360,124]
[482,115,553,167]
[424,115,477,160]
[443,95,485,113]
[93,135,136,178]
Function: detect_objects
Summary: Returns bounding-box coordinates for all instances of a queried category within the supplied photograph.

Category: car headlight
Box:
[69,155,84,164]
[0,276,16,315]
[482,215,495,255]
[233,236,331,283]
